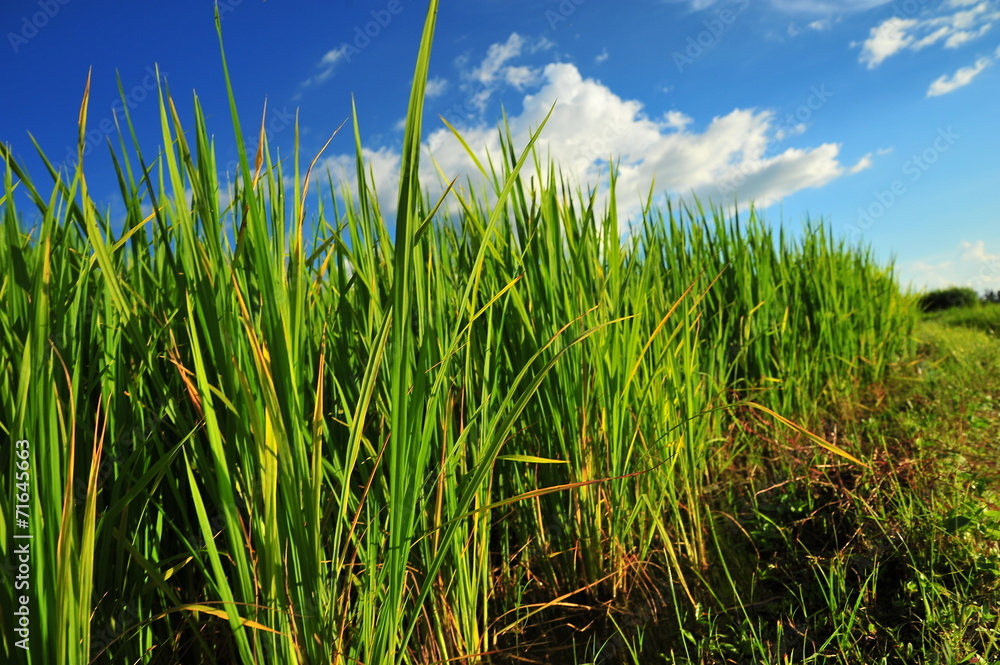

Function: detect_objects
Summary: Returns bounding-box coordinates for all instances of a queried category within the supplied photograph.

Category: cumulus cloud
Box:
[315,35,870,227]
[855,0,1000,68]
[299,145,402,215]
[927,56,992,95]
[430,61,865,216]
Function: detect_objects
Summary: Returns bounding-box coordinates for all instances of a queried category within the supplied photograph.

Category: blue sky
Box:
[1,0,998,292]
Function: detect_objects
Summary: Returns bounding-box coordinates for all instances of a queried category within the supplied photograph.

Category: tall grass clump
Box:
[0,3,920,663]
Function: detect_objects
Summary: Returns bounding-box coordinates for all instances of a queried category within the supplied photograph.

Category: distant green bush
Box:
[919,287,979,312]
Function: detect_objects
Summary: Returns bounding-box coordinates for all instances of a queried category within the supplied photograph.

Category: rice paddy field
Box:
[2,4,998,664]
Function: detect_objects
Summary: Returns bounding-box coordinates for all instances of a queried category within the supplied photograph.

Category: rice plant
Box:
[0,3,930,663]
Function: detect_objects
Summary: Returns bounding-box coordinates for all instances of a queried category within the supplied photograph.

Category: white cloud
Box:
[456,32,548,112]
[595,48,610,63]
[318,40,868,229]
[963,239,999,261]
[946,2,992,29]
[503,65,540,89]
[321,46,348,66]
[663,110,694,130]
[303,145,403,215]
[856,0,1000,68]
[857,17,918,68]
[301,45,353,87]
[676,0,891,13]
[530,36,556,53]
[927,56,992,95]
[667,0,722,10]
[849,153,874,173]
[911,26,953,49]
[425,77,449,98]
[769,0,890,11]
[470,33,526,85]
[944,21,994,47]
[902,240,1000,291]
[775,122,807,140]
[421,61,863,226]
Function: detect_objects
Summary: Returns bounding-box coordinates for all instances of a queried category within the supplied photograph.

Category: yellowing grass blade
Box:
[744,401,867,466]
[497,454,569,464]
[169,605,287,635]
